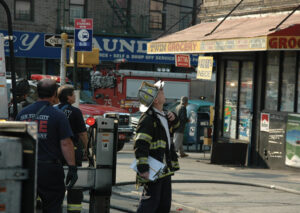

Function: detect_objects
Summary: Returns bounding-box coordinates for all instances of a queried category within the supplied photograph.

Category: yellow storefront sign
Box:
[197,56,213,80]
[147,41,201,54]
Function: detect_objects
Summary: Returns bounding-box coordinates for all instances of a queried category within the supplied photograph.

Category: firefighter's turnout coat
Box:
[134,107,180,185]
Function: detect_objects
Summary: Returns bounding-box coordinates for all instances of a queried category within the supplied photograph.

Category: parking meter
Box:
[89,117,118,213]
[0,122,37,213]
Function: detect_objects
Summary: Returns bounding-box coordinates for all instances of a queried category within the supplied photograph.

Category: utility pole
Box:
[192,0,198,25]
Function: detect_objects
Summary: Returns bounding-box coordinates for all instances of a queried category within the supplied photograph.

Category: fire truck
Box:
[91,69,196,113]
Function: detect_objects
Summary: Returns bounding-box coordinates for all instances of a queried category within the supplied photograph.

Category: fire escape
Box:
[106,0,136,34]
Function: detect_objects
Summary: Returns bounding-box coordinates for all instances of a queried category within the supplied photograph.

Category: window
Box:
[265,52,280,111]
[223,60,254,141]
[15,0,33,21]
[149,0,165,30]
[281,52,296,112]
[264,51,299,113]
[70,0,85,24]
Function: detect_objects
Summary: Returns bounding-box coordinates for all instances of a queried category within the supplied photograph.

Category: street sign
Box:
[44,34,73,48]
[175,54,190,68]
[74,18,93,52]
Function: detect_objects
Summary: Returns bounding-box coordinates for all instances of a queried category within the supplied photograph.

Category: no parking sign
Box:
[74,18,93,52]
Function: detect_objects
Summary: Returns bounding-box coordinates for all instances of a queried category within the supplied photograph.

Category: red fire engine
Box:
[91,69,196,113]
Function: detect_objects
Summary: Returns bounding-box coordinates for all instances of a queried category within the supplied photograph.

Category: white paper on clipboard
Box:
[130,156,166,181]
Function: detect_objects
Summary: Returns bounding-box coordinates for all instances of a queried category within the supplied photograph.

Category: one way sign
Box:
[44,34,74,48]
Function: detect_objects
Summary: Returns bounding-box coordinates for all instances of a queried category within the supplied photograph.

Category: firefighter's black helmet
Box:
[15,78,30,96]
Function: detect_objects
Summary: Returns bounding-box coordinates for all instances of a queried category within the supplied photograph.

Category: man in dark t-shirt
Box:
[16,79,78,213]
[57,85,88,213]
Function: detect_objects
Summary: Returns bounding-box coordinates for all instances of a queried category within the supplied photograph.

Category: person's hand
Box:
[167,112,175,122]
[66,165,78,189]
[139,171,149,180]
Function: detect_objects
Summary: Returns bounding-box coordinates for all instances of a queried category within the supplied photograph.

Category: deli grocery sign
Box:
[268,36,300,50]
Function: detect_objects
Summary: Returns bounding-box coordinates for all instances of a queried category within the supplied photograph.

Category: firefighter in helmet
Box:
[8,78,31,119]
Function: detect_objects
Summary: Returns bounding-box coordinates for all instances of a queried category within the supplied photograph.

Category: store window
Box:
[265,51,299,113]
[70,0,85,24]
[265,52,280,111]
[149,0,165,30]
[239,62,253,141]
[223,61,239,139]
[223,60,254,141]
[15,0,33,21]
[281,51,296,112]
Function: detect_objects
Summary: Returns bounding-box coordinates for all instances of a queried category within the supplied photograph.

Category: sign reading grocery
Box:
[175,54,190,68]
[197,56,213,80]
[147,41,201,54]
[268,36,300,50]
[147,37,267,54]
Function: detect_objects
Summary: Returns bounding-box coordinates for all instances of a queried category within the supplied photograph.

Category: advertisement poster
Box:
[260,113,270,132]
[285,113,300,168]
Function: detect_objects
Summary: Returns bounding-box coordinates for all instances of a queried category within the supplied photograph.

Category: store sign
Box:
[147,41,200,54]
[175,54,190,67]
[0,30,199,65]
[268,36,300,50]
[260,113,269,132]
[197,56,213,80]
[74,18,93,51]
[199,37,267,53]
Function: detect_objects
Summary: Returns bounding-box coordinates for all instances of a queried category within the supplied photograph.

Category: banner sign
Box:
[197,56,213,80]
[0,30,199,65]
[175,54,190,67]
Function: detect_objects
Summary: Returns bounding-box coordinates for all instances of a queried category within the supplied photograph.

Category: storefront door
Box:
[223,60,254,142]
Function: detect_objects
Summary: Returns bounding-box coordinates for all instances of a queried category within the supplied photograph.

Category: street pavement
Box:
[63,142,300,212]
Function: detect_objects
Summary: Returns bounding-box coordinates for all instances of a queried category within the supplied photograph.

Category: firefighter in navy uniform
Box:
[57,85,88,213]
[134,80,180,213]
[16,79,78,213]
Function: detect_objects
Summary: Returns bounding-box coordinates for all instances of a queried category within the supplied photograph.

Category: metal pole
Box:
[0,0,17,119]
[73,51,77,89]
[60,33,68,86]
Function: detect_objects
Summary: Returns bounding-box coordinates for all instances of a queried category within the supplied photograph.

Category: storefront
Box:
[147,12,300,170]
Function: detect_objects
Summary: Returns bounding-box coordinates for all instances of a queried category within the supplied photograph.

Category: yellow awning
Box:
[147,13,300,54]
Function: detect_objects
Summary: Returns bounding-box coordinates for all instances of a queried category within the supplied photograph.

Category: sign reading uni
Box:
[197,56,213,80]
[74,18,93,52]
[175,54,190,68]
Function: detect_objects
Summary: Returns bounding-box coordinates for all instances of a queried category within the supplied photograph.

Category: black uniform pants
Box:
[137,175,172,213]
[37,162,65,213]
[67,149,83,212]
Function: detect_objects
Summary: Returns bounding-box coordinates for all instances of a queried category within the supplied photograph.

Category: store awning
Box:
[147,13,300,54]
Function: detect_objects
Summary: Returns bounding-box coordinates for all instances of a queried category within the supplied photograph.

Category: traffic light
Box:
[68,47,100,68]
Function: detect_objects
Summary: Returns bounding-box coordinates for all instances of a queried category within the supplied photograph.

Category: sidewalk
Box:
[113,142,300,213]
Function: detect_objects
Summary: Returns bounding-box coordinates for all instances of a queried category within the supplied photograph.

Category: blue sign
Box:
[0,30,199,66]
[74,29,92,52]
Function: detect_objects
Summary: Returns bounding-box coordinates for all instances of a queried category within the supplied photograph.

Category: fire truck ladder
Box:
[106,0,136,34]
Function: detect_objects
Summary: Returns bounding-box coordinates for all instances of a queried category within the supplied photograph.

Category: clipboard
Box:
[130,156,166,181]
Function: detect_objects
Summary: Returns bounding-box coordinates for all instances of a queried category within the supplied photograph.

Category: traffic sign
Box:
[74,18,93,52]
[44,34,73,48]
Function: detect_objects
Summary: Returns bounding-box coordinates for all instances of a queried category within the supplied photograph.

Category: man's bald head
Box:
[37,79,58,99]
